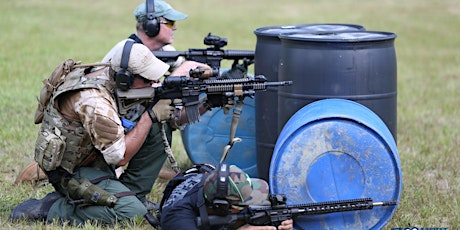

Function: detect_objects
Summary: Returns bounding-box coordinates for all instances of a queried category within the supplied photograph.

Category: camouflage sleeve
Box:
[73,89,126,165]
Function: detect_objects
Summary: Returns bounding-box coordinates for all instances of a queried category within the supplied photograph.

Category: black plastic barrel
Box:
[254,24,365,181]
[277,31,397,143]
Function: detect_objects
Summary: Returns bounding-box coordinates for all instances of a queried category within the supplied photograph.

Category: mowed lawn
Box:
[0,0,459,229]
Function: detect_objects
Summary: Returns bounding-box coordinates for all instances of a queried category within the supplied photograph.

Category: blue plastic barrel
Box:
[180,96,258,177]
[270,99,402,229]
[254,24,366,181]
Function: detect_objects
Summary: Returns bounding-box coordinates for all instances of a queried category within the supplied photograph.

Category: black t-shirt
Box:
[160,173,232,230]
[160,173,205,230]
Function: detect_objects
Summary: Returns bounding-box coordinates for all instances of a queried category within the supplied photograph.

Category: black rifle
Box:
[152,33,255,76]
[196,194,397,229]
[115,74,292,123]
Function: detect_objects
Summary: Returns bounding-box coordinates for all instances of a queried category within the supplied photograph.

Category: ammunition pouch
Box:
[35,125,66,171]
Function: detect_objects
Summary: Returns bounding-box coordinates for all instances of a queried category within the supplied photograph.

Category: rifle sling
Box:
[197,185,210,230]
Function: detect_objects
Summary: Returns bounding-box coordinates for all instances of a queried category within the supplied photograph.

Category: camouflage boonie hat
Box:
[204,165,270,206]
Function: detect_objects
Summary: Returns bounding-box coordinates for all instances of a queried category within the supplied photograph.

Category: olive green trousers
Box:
[47,124,172,225]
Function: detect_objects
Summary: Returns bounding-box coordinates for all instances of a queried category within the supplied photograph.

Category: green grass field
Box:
[1,0,459,229]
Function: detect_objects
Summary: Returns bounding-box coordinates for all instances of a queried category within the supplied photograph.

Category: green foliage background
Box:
[1,0,459,229]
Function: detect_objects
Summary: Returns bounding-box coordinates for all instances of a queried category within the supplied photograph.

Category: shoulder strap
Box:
[34,59,77,124]
[128,34,143,44]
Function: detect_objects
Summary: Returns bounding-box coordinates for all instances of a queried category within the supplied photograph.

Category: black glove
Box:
[203,94,234,109]
[220,62,247,79]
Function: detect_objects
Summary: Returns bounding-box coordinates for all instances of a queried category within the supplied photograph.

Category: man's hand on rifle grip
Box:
[147,99,177,123]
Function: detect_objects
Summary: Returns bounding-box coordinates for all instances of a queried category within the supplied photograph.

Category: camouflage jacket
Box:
[35,67,125,174]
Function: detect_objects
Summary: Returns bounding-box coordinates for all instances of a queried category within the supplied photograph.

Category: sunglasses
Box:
[159,19,176,29]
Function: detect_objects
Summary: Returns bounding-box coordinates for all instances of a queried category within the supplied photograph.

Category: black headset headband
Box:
[120,40,134,70]
[146,0,155,21]
[115,40,135,91]
[210,163,231,216]
[216,164,229,199]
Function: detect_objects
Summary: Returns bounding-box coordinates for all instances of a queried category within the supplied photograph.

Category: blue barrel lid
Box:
[279,31,397,42]
[270,99,401,229]
[254,23,365,37]
[180,96,258,177]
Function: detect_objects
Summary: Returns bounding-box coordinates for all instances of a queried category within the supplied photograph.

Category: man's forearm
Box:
[117,112,153,166]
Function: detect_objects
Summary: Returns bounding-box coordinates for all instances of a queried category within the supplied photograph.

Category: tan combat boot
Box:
[14,161,47,185]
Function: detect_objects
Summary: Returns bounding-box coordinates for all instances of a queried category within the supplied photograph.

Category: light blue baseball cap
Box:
[134,0,188,22]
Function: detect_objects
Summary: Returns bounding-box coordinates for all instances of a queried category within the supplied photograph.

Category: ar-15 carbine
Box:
[196,194,397,229]
[152,33,255,76]
[115,74,292,124]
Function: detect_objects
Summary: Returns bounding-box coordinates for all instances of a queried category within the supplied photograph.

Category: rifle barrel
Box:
[373,201,398,206]
[223,50,255,59]
[152,51,186,60]
[265,81,293,87]
[152,50,255,61]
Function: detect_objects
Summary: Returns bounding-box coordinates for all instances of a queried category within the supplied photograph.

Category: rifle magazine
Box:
[185,103,200,124]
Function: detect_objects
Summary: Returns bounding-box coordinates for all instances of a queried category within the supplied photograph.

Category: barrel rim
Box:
[254,23,366,37]
[278,30,397,42]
